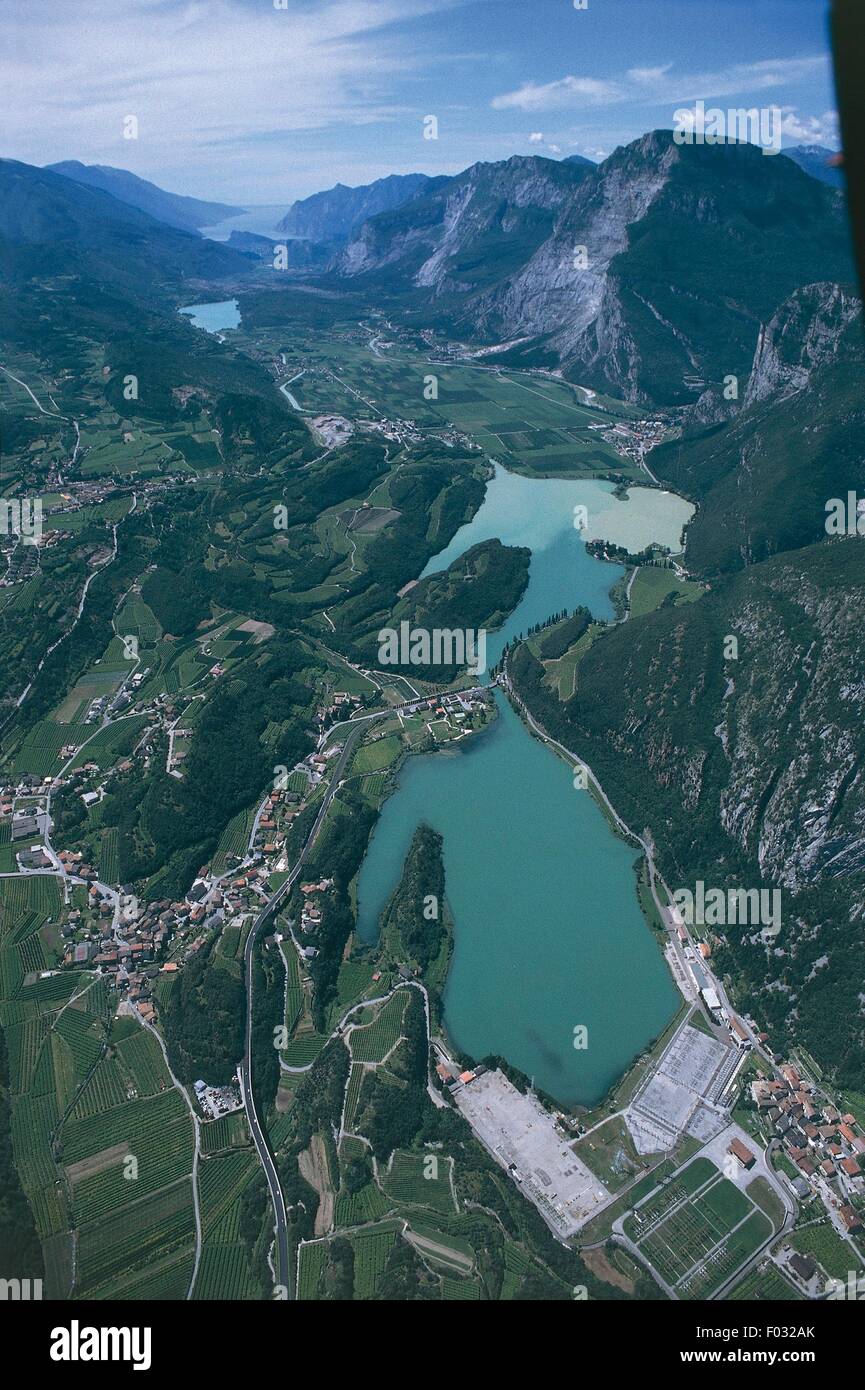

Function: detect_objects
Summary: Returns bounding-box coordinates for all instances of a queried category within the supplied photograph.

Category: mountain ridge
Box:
[0,158,249,297]
[277,172,450,242]
[46,160,244,232]
[333,131,853,407]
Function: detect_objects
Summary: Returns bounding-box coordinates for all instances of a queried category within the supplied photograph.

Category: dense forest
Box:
[379,824,446,973]
[163,937,245,1085]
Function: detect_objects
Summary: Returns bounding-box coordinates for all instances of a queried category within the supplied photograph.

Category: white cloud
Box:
[528,132,544,143]
[491,55,829,114]
[0,0,459,201]
[492,75,622,112]
[778,108,840,149]
[627,65,673,85]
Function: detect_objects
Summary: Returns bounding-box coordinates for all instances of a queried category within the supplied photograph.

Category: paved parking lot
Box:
[455,1070,611,1238]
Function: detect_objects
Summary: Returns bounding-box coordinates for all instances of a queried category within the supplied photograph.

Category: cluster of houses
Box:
[1,535,45,584]
[3,797,53,872]
[244,785,306,860]
[317,690,363,730]
[595,415,669,466]
[43,480,118,518]
[58,903,169,1025]
[403,690,491,724]
[303,742,343,786]
[58,861,277,1021]
[751,1065,864,1231]
[188,870,267,922]
[5,796,49,832]
[298,877,334,959]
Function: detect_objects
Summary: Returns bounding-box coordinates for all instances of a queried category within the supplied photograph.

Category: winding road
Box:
[239,681,492,1288]
[239,721,365,1290]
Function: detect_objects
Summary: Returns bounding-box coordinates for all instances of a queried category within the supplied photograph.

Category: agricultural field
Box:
[199,1108,251,1156]
[8,720,90,777]
[627,565,703,617]
[348,990,408,1064]
[349,1223,400,1298]
[334,960,375,1010]
[0,872,199,1302]
[67,715,150,772]
[114,1028,172,1098]
[211,805,255,874]
[350,734,402,777]
[255,329,640,480]
[43,496,133,533]
[75,1179,195,1298]
[539,623,603,701]
[334,1181,389,1227]
[790,1221,864,1283]
[113,594,162,645]
[282,1026,328,1068]
[0,875,63,1001]
[342,1062,366,1133]
[728,1262,804,1301]
[296,1239,329,1300]
[381,1149,457,1215]
[441,1275,482,1299]
[282,946,305,1037]
[359,771,390,805]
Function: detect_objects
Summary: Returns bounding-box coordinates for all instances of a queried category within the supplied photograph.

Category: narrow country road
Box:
[138,1013,204,1300]
[239,680,493,1289]
[239,722,364,1291]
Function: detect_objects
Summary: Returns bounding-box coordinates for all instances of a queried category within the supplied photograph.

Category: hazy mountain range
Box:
[782,143,845,188]
[46,160,245,232]
[1,161,246,278]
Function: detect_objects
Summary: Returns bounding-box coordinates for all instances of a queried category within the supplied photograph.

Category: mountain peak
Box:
[277,172,445,241]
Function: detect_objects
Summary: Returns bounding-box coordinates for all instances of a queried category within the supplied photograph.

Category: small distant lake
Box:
[178,299,241,333]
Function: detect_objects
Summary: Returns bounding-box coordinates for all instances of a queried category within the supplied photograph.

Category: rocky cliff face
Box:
[469,135,678,375]
[337,155,586,283]
[714,558,865,893]
[577,542,865,907]
[651,287,865,574]
[336,132,854,406]
[278,173,446,243]
[744,282,862,406]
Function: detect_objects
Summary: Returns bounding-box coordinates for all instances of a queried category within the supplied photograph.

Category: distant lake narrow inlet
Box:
[357,466,692,1105]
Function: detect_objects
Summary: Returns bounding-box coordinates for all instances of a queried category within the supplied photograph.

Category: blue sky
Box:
[1,0,839,206]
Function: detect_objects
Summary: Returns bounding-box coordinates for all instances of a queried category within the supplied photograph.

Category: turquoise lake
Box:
[176,307,689,1105]
[357,465,690,1105]
[178,299,241,332]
